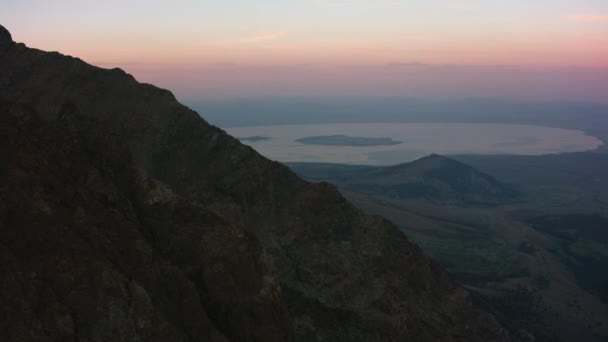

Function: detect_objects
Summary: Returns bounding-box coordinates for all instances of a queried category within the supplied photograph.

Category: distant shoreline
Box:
[238,136,271,142]
[296,134,403,147]
[227,122,603,165]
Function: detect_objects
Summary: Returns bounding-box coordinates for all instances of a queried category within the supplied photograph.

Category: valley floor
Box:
[289,151,608,342]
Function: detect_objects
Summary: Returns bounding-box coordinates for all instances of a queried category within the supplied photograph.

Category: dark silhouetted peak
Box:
[341,154,521,204]
[383,154,489,180]
[0,24,13,52]
[390,153,468,171]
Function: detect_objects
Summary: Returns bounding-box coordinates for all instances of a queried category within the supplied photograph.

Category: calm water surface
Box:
[226,123,603,165]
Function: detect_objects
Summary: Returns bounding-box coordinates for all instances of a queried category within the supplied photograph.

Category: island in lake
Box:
[296,134,403,146]
[238,136,271,142]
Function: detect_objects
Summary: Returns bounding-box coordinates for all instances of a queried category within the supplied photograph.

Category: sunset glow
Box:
[3,0,607,101]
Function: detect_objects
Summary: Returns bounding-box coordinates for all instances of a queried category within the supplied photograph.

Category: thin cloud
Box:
[566,14,608,22]
[242,32,286,43]
[318,2,351,8]
[447,3,471,10]
[93,61,143,67]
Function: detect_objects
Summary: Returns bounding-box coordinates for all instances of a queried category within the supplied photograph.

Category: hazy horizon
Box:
[226,122,603,165]
[2,0,607,103]
[3,3,608,341]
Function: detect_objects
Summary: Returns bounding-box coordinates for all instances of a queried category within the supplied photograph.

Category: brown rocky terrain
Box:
[0,24,527,341]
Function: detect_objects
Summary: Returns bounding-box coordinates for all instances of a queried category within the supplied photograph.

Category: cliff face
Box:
[0,25,521,341]
[0,102,292,341]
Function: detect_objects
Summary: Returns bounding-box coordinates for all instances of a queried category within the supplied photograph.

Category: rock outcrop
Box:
[0,24,524,341]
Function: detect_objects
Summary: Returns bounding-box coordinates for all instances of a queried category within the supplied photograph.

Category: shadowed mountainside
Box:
[289,155,608,341]
[0,102,291,341]
[289,154,521,205]
[0,25,526,341]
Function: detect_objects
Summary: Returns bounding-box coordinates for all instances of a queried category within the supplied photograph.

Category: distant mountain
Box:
[0,24,524,341]
[290,154,521,205]
[290,156,608,341]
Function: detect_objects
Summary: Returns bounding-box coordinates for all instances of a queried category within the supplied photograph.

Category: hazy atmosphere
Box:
[227,123,602,164]
[2,0,608,102]
[1,1,607,341]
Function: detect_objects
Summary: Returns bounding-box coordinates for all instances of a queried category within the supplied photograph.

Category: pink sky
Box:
[2,0,607,102]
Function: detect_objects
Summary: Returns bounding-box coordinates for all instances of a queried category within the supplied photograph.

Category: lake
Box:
[225,123,603,165]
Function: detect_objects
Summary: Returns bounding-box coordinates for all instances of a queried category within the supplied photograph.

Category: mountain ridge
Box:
[290,154,521,205]
[0,24,526,341]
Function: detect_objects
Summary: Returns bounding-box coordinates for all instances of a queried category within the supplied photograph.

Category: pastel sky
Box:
[2,0,607,102]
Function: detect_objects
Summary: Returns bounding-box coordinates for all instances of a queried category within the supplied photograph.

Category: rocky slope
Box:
[0,24,525,341]
[0,102,292,341]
